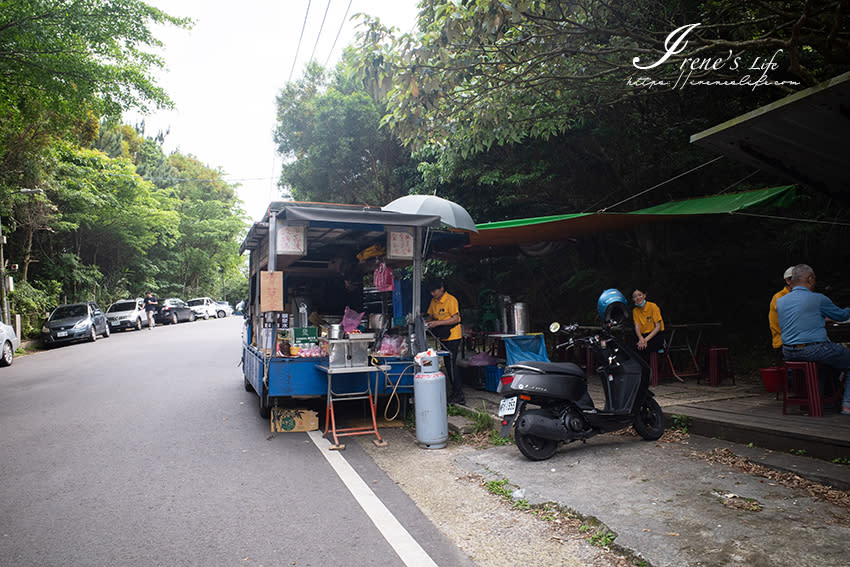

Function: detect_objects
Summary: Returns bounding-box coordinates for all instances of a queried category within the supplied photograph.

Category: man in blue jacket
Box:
[777,264,850,415]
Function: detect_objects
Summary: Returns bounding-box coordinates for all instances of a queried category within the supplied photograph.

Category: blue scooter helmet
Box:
[597,289,629,328]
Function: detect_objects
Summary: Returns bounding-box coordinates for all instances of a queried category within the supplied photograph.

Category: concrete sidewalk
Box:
[439,379,850,567]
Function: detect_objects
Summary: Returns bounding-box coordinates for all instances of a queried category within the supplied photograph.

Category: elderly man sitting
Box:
[777,264,850,415]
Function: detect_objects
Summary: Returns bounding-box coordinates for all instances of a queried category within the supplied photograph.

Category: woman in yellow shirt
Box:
[632,289,665,360]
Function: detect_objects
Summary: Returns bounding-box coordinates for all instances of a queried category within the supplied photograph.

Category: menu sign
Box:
[387,229,414,260]
[276,224,307,256]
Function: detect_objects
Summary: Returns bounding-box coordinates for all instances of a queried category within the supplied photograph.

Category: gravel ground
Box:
[358,427,635,567]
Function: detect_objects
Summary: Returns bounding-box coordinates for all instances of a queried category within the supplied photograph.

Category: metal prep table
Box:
[315,364,391,450]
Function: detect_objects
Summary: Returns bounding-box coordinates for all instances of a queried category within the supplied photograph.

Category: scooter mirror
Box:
[549,322,561,333]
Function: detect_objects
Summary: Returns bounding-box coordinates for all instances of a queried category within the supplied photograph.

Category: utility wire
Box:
[324,0,352,68]
[597,155,725,213]
[288,0,312,83]
[310,0,331,63]
[729,211,850,226]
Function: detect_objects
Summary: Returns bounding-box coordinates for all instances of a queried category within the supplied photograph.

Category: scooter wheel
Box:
[515,432,558,461]
[633,397,665,441]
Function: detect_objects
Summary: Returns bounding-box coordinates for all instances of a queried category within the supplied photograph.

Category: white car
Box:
[187,297,220,319]
[0,320,20,366]
[216,301,234,317]
[106,298,146,331]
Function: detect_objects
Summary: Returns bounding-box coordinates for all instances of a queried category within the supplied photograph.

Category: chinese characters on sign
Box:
[276,224,306,256]
[387,229,414,260]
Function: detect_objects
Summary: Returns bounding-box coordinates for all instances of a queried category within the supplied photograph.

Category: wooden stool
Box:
[707,347,734,386]
[782,361,824,417]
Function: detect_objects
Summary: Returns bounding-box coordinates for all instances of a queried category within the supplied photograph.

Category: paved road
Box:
[0,318,472,566]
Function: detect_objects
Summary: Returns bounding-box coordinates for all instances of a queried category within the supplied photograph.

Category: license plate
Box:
[57,331,68,338]
[498,396,518,417]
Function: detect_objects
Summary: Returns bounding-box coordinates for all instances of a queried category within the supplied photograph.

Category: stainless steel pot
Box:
[328,324,344,339]
[368,313,387,330]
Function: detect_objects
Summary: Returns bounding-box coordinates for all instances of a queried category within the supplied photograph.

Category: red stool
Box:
[782,361,824,417]
[707,347,734,387]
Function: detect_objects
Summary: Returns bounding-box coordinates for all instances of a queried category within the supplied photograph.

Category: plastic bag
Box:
[374,262,394,292]
[377,335,405,356]
[342,306,365,333]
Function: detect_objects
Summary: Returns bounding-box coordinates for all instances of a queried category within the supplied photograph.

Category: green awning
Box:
[469,186,795,248]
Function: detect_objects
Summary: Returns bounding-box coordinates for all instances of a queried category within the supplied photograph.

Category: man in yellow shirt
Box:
[425,279,464,404]
[632,289,665,361]
[768,266,794,357]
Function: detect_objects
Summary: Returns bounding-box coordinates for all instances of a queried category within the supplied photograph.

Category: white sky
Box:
[126,1,419,222]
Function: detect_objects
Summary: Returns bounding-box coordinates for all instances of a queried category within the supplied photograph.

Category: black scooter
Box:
[497,322,665,461]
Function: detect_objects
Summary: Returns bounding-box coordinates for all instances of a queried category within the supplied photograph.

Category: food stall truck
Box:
[239,201,455,446]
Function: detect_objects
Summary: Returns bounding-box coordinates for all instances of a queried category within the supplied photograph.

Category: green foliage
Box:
[8,280,61,338]
[484,478,513,498]
[671,415,692,434]
[273,59,417,205]
[589,529,616,547]
[0,0,190,117]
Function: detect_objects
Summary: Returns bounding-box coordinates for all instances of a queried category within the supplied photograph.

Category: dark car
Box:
[42,301,110,346]
[153,298,196,325]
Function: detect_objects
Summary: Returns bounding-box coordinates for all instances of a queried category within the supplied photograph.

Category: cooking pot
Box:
[328,324,344,339]
[368,313,387,330]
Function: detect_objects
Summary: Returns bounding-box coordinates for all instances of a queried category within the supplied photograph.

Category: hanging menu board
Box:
[276,224,307,256]
[260,271,284,312]
[387,228,414,260]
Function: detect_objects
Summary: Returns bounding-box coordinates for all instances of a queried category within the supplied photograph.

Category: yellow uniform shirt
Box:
[427,291,462,341]
[633,301,664,335]
[768,287,791,348]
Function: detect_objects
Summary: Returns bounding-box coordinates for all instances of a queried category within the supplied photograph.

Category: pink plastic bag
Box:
[374,262,394,292]
[342,306,365,333]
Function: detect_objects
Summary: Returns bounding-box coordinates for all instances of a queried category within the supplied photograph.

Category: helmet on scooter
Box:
[597,289,629,328]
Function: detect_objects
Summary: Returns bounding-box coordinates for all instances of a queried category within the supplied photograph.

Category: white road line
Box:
[308,431,439,567]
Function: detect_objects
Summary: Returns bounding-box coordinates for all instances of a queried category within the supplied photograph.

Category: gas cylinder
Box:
[413,349,448,449]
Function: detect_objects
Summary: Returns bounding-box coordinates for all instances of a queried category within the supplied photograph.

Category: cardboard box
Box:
[270,408,319,432]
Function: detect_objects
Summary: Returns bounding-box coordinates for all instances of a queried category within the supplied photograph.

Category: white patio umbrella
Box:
[382,195,478,232]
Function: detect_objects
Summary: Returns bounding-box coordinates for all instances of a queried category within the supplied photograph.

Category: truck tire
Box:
[258,387,271,419]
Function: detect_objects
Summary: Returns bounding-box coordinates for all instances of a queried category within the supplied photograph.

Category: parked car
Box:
[154,298,196,325]
[215,301,234,317]
[0,320,20,366]
[187,297,219,319]
[42,301,110,347]
[106,298,145,331]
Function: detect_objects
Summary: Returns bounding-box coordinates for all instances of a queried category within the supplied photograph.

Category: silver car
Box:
[0,320,20,366]
[106,298,145,331]
[41,302,110,347]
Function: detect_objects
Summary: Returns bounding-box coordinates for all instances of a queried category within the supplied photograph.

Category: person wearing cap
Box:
[768,266,795,358]
[777,264,850,415]
[424,279,464,405]
[632,289,665,362]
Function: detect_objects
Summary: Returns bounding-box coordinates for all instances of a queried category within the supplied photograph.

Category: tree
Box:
[273,60,418,205]
[351,1,850,154]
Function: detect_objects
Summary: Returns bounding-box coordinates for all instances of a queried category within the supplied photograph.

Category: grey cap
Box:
[783,266,794,280]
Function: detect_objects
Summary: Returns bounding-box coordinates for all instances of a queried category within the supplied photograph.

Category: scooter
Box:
[497,290,665,461]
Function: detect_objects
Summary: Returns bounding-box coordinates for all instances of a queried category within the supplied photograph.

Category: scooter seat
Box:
[509,360,584,377]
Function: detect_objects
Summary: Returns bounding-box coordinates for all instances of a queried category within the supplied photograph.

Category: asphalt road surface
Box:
[0,317,473,566]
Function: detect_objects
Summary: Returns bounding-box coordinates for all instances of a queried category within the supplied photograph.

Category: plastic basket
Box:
[484,365,503,392]
[759,367,781,393]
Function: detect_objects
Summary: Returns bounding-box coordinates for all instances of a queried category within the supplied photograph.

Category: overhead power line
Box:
[288,0,312,83]
[310,0,331,63]
[325,0,352,68]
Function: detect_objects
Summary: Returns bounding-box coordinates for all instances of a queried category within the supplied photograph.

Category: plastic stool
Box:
[782,361,823,417]
[648,351,664,386]
[707,347,734,386]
